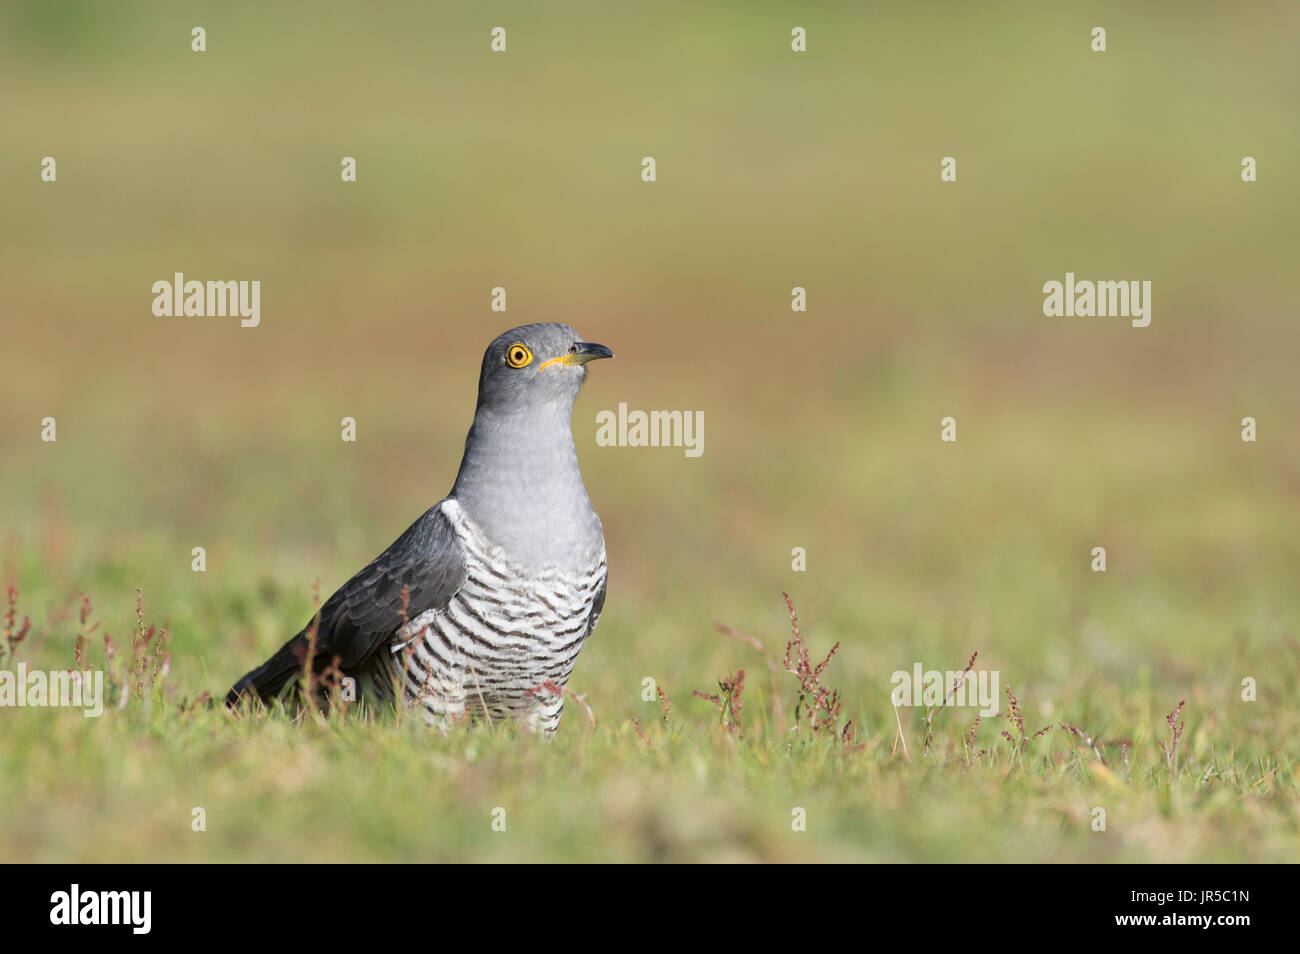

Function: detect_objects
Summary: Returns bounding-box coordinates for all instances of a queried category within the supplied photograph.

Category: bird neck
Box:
[449,397,600,567]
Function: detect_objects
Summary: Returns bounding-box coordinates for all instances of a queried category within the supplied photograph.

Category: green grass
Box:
[1,570,1296,863]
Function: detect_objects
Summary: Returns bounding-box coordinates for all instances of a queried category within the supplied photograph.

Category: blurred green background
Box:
[2,1,1298,862]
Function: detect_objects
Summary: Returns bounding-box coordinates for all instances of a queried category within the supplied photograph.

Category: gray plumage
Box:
[226,322,612,734]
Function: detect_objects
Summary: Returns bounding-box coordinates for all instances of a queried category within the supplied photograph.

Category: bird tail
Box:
[224,626,318,709]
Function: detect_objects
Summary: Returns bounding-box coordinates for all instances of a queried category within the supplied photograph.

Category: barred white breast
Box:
[385,498,606,734]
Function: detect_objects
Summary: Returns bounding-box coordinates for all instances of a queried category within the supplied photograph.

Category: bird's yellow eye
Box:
[506,343,533,368]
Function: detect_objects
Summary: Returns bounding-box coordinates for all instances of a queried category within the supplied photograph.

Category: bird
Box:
[225,322,613,734]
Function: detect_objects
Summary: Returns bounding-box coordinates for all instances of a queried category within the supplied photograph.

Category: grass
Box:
[2,577,1296,863]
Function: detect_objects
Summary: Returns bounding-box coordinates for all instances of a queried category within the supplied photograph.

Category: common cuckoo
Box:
[225,322,612,734]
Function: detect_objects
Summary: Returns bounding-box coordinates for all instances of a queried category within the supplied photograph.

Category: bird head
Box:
[475,322,614,413]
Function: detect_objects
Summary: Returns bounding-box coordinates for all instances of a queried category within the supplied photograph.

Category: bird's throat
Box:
[449,400,600,568]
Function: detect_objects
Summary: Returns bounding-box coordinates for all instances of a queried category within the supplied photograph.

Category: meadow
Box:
[1,1,1298,862]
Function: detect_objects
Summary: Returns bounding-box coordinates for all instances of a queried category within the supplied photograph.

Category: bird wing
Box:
[225,501,467,706]
[587,571,607,639]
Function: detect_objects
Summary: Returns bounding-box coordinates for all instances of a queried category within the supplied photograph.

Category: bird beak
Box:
[570,342,615,364]
[538,342,615,371]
